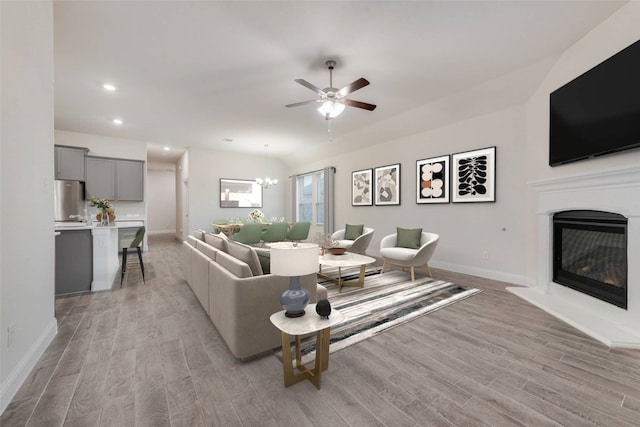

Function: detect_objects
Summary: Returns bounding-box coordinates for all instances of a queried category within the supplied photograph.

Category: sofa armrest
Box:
[208,263,319,360]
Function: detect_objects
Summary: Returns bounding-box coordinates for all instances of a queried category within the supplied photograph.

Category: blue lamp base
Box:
[280,276,310,318]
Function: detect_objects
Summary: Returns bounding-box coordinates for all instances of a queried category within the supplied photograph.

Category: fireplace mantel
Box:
[509,165,640,348]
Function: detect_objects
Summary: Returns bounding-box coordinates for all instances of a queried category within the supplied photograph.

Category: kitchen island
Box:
[54,220,144,294]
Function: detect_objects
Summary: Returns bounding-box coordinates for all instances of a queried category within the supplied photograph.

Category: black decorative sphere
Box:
[316,299,331,319]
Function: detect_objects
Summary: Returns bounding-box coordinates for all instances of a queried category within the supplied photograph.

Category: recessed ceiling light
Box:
[112,118,123,125]
[103,83,117,91]
[163,146,170,151]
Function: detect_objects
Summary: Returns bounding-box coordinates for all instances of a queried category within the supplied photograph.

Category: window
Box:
[296,170,324,225]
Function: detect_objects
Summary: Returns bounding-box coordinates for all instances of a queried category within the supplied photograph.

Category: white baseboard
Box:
[0,317,57,413]
[429,260,527,286]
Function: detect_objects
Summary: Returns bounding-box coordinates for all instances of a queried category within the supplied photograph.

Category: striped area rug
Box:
[275,266,481,363]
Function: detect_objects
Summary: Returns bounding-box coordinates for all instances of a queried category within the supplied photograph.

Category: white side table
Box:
[270,304,344,390]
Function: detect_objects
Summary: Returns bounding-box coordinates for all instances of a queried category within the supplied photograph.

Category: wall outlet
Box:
[482,251,490,260]
[7,323,16,348]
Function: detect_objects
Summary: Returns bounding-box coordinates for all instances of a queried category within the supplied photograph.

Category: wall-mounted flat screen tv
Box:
[549,39,640,166]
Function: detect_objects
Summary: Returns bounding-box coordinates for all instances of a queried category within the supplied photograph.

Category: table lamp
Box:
[270,242,319,317]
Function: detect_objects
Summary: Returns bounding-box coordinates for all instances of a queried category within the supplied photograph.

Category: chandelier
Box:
[256,144,278,189]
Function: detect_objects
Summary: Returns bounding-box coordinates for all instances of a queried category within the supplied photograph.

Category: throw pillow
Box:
[205,233,228,252]
[344,224,364,240]
[227,240,263,276]
[396,227,423,249]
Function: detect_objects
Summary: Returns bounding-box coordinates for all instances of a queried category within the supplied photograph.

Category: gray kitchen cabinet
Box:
[116,160,144,201]
[86,156,144,201]
[85,156,116,200]
[55,229,93,295]
[55,145,87,180]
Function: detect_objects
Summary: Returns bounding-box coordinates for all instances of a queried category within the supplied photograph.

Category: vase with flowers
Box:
[89,197,115,226]
[248,209,264,223]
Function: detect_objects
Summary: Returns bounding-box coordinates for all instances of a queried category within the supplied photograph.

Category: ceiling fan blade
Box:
[337,78,370,97]
[294,79,325,95]
[344,99,377,111]
[285,99,319,108]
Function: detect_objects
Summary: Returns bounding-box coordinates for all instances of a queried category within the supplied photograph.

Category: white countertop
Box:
[54,219,144,231]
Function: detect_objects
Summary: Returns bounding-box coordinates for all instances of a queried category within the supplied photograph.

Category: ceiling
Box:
[53,1,625,165]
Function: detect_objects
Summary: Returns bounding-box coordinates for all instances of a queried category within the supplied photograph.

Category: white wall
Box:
[289,105,528,285]
[524,1,640,284]
[147,164,176,235]
[186,147,288,235]
[1,0,57,412]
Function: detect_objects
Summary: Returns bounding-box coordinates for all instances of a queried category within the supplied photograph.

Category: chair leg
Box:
[121,248,127,287]
[410,266,415,282]
[137,246,145,283]
[381,261,387,274]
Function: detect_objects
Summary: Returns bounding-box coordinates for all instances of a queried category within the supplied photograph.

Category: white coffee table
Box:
[318,252,376,292]
[270,304,344,390]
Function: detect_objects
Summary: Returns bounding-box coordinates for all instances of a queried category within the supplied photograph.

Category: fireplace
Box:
[552,210,627,309]
[508,166,640,348]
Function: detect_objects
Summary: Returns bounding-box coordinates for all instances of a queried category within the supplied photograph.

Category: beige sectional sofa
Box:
[183,231,327,360]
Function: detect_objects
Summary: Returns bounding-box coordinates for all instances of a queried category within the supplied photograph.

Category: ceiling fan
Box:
[286,60,377,120]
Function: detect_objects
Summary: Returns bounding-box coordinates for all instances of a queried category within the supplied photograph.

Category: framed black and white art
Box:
[416,155,450,204]
[351,168,373,206]
[374,163,401,206]
[451,146,496,203]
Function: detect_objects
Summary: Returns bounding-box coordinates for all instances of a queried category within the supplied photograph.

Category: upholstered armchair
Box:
[380,231,439,281]
[331,226,374,255]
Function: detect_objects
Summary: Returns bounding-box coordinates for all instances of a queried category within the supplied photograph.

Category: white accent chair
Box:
[331,227,375,255]
[380,232,439,281]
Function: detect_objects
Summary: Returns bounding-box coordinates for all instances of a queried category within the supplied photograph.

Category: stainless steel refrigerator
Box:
[54,180,85,222]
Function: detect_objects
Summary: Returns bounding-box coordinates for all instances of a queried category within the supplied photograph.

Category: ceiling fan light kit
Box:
[286,60,376,120]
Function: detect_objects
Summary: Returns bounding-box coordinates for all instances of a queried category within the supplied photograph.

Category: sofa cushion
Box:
[205,233,228,252]
[396,227,422,249]
[227,240,263,276]
[193,229,206,241]
[195,240,218,261]
[254,248,271,274]
[344,224,364,240]
[216,251,253,278]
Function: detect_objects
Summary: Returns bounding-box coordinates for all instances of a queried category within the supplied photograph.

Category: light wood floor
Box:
[2,235,640,426]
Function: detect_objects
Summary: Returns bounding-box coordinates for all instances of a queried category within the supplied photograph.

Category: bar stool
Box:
[120,226,146,286]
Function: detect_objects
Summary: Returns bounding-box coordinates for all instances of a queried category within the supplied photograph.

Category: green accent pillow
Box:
[344,224,364,240]
[396,227,423,249]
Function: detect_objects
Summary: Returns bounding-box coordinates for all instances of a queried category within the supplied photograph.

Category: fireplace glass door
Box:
[553,210,627,309]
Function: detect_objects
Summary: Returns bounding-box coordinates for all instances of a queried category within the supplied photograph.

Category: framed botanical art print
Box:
[374,163,401,206]
[416,155,450,204]
[451,146,496,203]
[352,168,373,206]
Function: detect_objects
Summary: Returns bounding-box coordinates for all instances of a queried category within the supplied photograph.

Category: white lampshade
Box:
[317,100,345,118]
[270,242,319,276]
